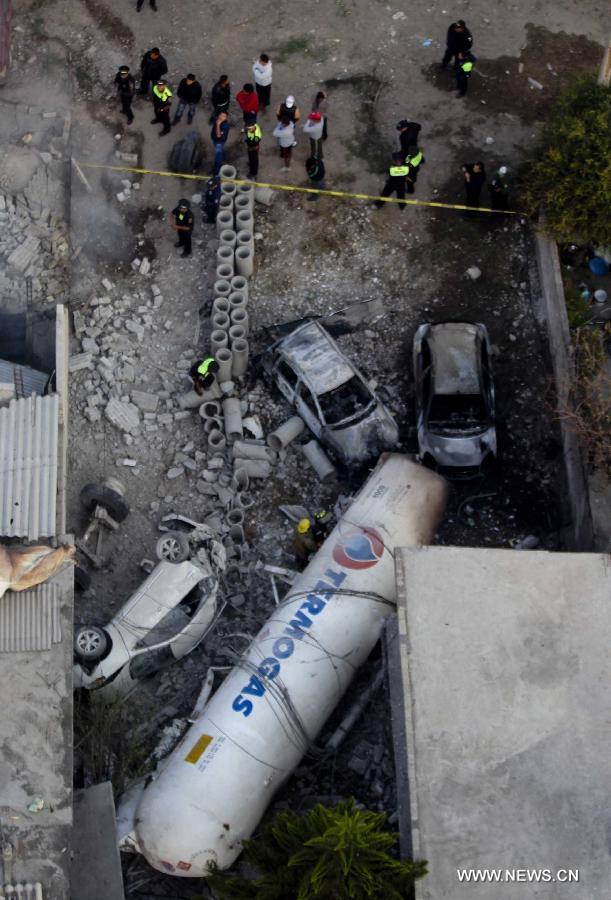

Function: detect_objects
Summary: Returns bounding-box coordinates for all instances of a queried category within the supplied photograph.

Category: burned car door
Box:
[274,357,299,404]
[295,381,323,439]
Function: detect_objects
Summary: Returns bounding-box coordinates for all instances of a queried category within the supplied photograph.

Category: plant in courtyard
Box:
[206,798,427,900]
[524,75,611,246]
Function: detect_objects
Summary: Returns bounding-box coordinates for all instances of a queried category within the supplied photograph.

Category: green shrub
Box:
[524,76,611,246]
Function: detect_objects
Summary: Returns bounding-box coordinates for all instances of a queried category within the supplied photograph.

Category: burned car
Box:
[413,321,497,477]
[262,320,399,464]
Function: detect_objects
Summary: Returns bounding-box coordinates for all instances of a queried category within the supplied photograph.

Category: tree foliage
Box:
[524,76,611,246]
[207,799,428,900]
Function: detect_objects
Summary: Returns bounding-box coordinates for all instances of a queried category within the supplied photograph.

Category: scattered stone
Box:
[101,278,114,292]
[104,398,140,434]
[139,257,151,275]
[7,235,40,273]
[466,266,481,281]
[81,337,100,355]
[527,77,544,90]
[84,407,101,423]
[166,466,185,480]
[68,352,92,373]
[117,458,137,467]
[131,390,159,412]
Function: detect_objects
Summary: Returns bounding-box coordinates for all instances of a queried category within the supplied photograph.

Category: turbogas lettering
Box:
[231,567,347,717]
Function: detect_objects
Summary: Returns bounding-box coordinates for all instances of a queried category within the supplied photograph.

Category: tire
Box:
[74,565,92,592]
[169,133,205,173]
[156,531,191,563]
[80,483,130,522]
[75,625,108,661]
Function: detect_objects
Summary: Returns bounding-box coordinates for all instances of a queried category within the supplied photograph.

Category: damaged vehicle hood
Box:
[325,403,399,464]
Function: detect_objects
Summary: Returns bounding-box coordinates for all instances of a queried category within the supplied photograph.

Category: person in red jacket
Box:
[236,83,260,126]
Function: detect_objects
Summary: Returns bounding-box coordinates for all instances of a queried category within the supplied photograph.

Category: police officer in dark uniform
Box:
[374,151,410,210]
[396,119,422,159]
[114,66,135,125]
[190,357,220,394]
[151,79,173,135]
[405,145,425,186]
[169,199,194,257]
[139,47,168,96]
[441,19,473,69]
[202,176,221,224]
[456,51,476,97]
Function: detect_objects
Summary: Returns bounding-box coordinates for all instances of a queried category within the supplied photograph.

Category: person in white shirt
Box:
[272,118,296,171]
[252,53,272,111]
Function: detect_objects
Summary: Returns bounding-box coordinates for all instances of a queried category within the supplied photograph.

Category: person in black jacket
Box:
[173,74,203,125]
[114,66,135,124]
[139,47,168,96]
[211,75,230,118]
[441,20,473,69]
[169,199,194,257]
[396,119,422,159]
[462,161,486,215]
[202,176,221,224]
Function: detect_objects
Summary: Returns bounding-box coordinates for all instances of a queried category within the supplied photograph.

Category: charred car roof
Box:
[426,323,483,395]
[277,321,357,395]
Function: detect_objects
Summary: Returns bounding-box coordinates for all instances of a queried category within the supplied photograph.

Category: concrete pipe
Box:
[216,263,233,281]
[301,440,337,483]
[213,281,232,299]
[210,329,229,355]
[202,416,223,434]
[235,209,254,232]
[208,429,227,454]
[216,210,234,236]
[231,338,249,378]
[232,457,272,479]
[217,245,234,269]
[235,194,252,216]
[232,440,274,462]
[228,325,247,345]
[216,347,233,384]
[230,307,249,333]
[219,229,237,249]
[235,247,254,278]
[229,524,245,545]
[267,416,305,451]
[220,182,237,199]
[220,380,235,395]
[199,400,221,418]
[222,396,244,441]
[220,164,237,181]
[226,509,245,527]
[176,390,205,410]
[232,468,249,492]
[237,229,255,255]
[235,490,255,510]
[212,298,231,320]
[212,312,231,332]
[219,195,234,212]
[237,183,255,212]
[228,291,247,312]
[230,275,248,299]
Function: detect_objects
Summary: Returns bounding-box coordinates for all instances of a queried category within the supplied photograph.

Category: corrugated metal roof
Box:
[0,358,50,399]
[0,394,59,539]
[0,583,61,652]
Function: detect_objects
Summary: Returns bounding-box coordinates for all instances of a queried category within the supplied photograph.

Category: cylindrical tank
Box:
[121,455,448,877]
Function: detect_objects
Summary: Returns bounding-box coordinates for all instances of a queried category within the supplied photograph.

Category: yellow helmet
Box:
[297,518,311,534]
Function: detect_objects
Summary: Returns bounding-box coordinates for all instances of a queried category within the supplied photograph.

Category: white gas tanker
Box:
[117,453,448,877]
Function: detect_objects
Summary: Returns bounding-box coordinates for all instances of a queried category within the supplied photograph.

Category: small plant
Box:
[207,798,427,900]
[273,37,312,64]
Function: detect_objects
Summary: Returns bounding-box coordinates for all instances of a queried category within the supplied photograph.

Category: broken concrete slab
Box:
[69,352,93,373]
[104,398,140,434]
[130,390,159,412]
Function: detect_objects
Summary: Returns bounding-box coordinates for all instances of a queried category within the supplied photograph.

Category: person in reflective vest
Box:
[189,357,219,395]
[169,199,194,257]
[375,151,410,210]
[456,51,475,97]
[151,79,173,135]
[245,117,262,178]
[405,145,425,186]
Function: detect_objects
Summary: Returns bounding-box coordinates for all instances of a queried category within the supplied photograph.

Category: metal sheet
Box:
[0,358,50,399]
[0,583,61,652]
[0,394,59,539]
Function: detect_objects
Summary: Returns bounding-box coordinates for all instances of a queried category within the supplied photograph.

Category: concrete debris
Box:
[69,352,93,373]
[166,466,185,480]
[131,390,159,412]
[139,257,151,275]
[104,398,141,434]
[466,266,482,280]
[7,235,40,273]
[254,186,275,206]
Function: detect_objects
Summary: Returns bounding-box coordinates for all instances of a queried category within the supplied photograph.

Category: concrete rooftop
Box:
[392,546,611,900]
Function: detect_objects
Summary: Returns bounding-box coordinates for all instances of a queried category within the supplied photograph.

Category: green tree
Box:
[524,75,611,246]
[207,799,427,900]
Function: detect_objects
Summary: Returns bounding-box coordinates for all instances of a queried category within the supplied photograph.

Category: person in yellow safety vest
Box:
[245,117,262,178]
[151,79,173,135]
[294,518,318,568]
[189,357,220,395]
[405,145,425,186]
[456,51,475,98]
[374,151,410,211]
[169,199,194,257]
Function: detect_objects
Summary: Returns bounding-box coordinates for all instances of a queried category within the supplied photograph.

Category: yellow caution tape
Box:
[78,161,525,216]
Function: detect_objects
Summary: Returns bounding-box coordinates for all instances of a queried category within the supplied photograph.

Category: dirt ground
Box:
[4,0,608,896]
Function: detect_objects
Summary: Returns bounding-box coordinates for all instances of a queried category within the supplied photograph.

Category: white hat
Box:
[285,95,295,108]
[498,166,508,175]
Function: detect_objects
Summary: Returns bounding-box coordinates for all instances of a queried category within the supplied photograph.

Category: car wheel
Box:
[80,483,130,523]
[156,531,191,563]
[74,625,108,661]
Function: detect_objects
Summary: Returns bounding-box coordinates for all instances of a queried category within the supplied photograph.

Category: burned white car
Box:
[413,322,497,478]
[262,320,399,464]
[73,558,221,697]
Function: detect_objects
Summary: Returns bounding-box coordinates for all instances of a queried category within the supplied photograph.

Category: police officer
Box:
[139,47,168,96]
[114,66,135,125]
[151,79,173,135]
[202,175,221,224]
[169,199,194,257]
[489,166,510,211]
[312,509,330,542]
[374,151,410,210]
[189,357,220,395]
[245,116,262,178]
[456,50,475,97]
[396,119,422,158]
[441,19,473,69]
[405,145,425,186]
[294,518,318,568]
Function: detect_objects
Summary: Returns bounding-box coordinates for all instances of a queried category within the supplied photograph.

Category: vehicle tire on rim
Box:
[74,625,108,661]
[156,531,191,563]
[80,483,130,522]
